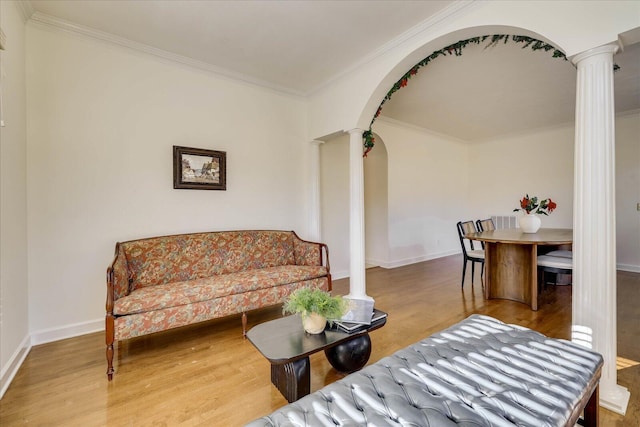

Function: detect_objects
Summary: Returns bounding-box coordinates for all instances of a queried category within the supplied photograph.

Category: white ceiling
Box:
[382,40,640,142]
[28,0,456,95]
[25,0,640,142]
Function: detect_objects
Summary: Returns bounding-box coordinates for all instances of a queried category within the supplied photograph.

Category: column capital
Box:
[571,44,619,66]
[347,128,365,136]
[310,139,325,146]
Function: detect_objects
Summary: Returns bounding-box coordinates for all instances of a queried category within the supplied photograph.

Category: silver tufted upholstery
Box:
[246,315,602,427]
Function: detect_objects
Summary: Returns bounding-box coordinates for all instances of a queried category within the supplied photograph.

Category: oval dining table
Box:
[466,228,572,311]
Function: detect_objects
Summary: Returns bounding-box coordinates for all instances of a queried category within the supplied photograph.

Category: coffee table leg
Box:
[271,357,310,403]
[325,333,372,372]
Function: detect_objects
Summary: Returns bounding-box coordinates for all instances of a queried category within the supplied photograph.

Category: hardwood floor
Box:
[1,254,638,426]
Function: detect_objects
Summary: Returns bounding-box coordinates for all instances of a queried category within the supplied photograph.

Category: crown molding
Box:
[27,11,306,98]
[306,0,476,96]
[24,2,475,99]
[16,0,34,23]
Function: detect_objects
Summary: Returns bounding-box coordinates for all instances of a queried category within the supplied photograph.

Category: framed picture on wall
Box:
[173,146,226,190]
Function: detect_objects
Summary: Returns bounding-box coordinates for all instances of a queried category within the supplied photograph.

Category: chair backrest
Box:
[456,221,479,255]
[476,218,495,232]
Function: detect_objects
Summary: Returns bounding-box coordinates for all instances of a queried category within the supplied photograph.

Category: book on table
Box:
[339,297,374,324]
[333,309,387,333]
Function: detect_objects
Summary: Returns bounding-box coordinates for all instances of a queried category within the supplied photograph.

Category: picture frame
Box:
[173,146,226,190]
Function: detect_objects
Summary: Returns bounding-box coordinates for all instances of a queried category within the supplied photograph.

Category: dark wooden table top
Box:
[247,311,387,364]
[467,228,573,245]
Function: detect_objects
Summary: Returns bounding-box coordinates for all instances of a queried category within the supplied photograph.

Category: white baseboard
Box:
[368,249,460,270]
[30,318,104,346]
[617,263,640,273]
[334,250,460,280]
[0,335,31,400]
[331,269,349,281]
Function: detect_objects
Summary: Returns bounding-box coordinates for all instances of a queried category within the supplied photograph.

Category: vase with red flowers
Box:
[513,194,557,233]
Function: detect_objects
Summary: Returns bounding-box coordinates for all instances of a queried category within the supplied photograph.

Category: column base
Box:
[345,293,374,302]
[599,383,630,416]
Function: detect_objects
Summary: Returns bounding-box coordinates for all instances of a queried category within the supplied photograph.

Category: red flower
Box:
[400,78,408,88]
[514,194,557,216]
[547,199,557,213]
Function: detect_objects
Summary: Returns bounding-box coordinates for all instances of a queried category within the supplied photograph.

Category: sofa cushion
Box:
[114,265,327,315]
[114,278,329,340]
[121,231,298,290]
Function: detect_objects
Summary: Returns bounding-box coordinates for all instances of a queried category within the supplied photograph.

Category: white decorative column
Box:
[571,44,630,415]
[347,129,372,301]
[308,140,324,242]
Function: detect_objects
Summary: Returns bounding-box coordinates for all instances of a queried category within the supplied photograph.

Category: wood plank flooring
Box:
[0,254,638,426]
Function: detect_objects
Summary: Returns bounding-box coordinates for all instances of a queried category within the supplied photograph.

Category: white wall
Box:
[25,23,310,340]
[321,119,467,275]
[320,118,468,278]
[320,111,639,278]
[374,118,467,267]
[320,134,350,279]
[364,135,388,267]
[0,1,29,398]
[467,123,575,228]
[467,113,640,271]
[616,112,640,271]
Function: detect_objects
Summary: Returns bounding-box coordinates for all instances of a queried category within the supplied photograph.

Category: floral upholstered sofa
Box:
[105,230,331,380]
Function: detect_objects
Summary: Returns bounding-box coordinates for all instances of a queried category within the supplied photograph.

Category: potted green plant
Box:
[283,287,348,334]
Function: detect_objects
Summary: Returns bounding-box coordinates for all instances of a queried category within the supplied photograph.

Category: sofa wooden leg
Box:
[106,344,114,381]
[242,312,247,337]
[105,314,115,381]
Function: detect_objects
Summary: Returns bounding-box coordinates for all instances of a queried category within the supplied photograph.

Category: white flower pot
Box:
[519,214,541,233]
[302,312,327,334]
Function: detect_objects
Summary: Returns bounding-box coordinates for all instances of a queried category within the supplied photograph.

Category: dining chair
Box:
[476,218,496,233]
[475,218,495,251]
[544,250,573,259]
[537,253,573,288]
[456,221,485,288]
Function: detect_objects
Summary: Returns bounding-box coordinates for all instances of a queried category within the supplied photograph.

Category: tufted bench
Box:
[246,314,602,427]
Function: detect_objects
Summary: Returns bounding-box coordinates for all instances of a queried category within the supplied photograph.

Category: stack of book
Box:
[333,298,387,333]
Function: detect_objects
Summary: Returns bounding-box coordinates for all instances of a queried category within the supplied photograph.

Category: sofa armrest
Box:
[106,242,132,380]
[106,243,131,311]
[292,232,330,272]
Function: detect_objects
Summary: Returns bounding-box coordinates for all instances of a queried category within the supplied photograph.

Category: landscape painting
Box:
[173,146,226,190]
